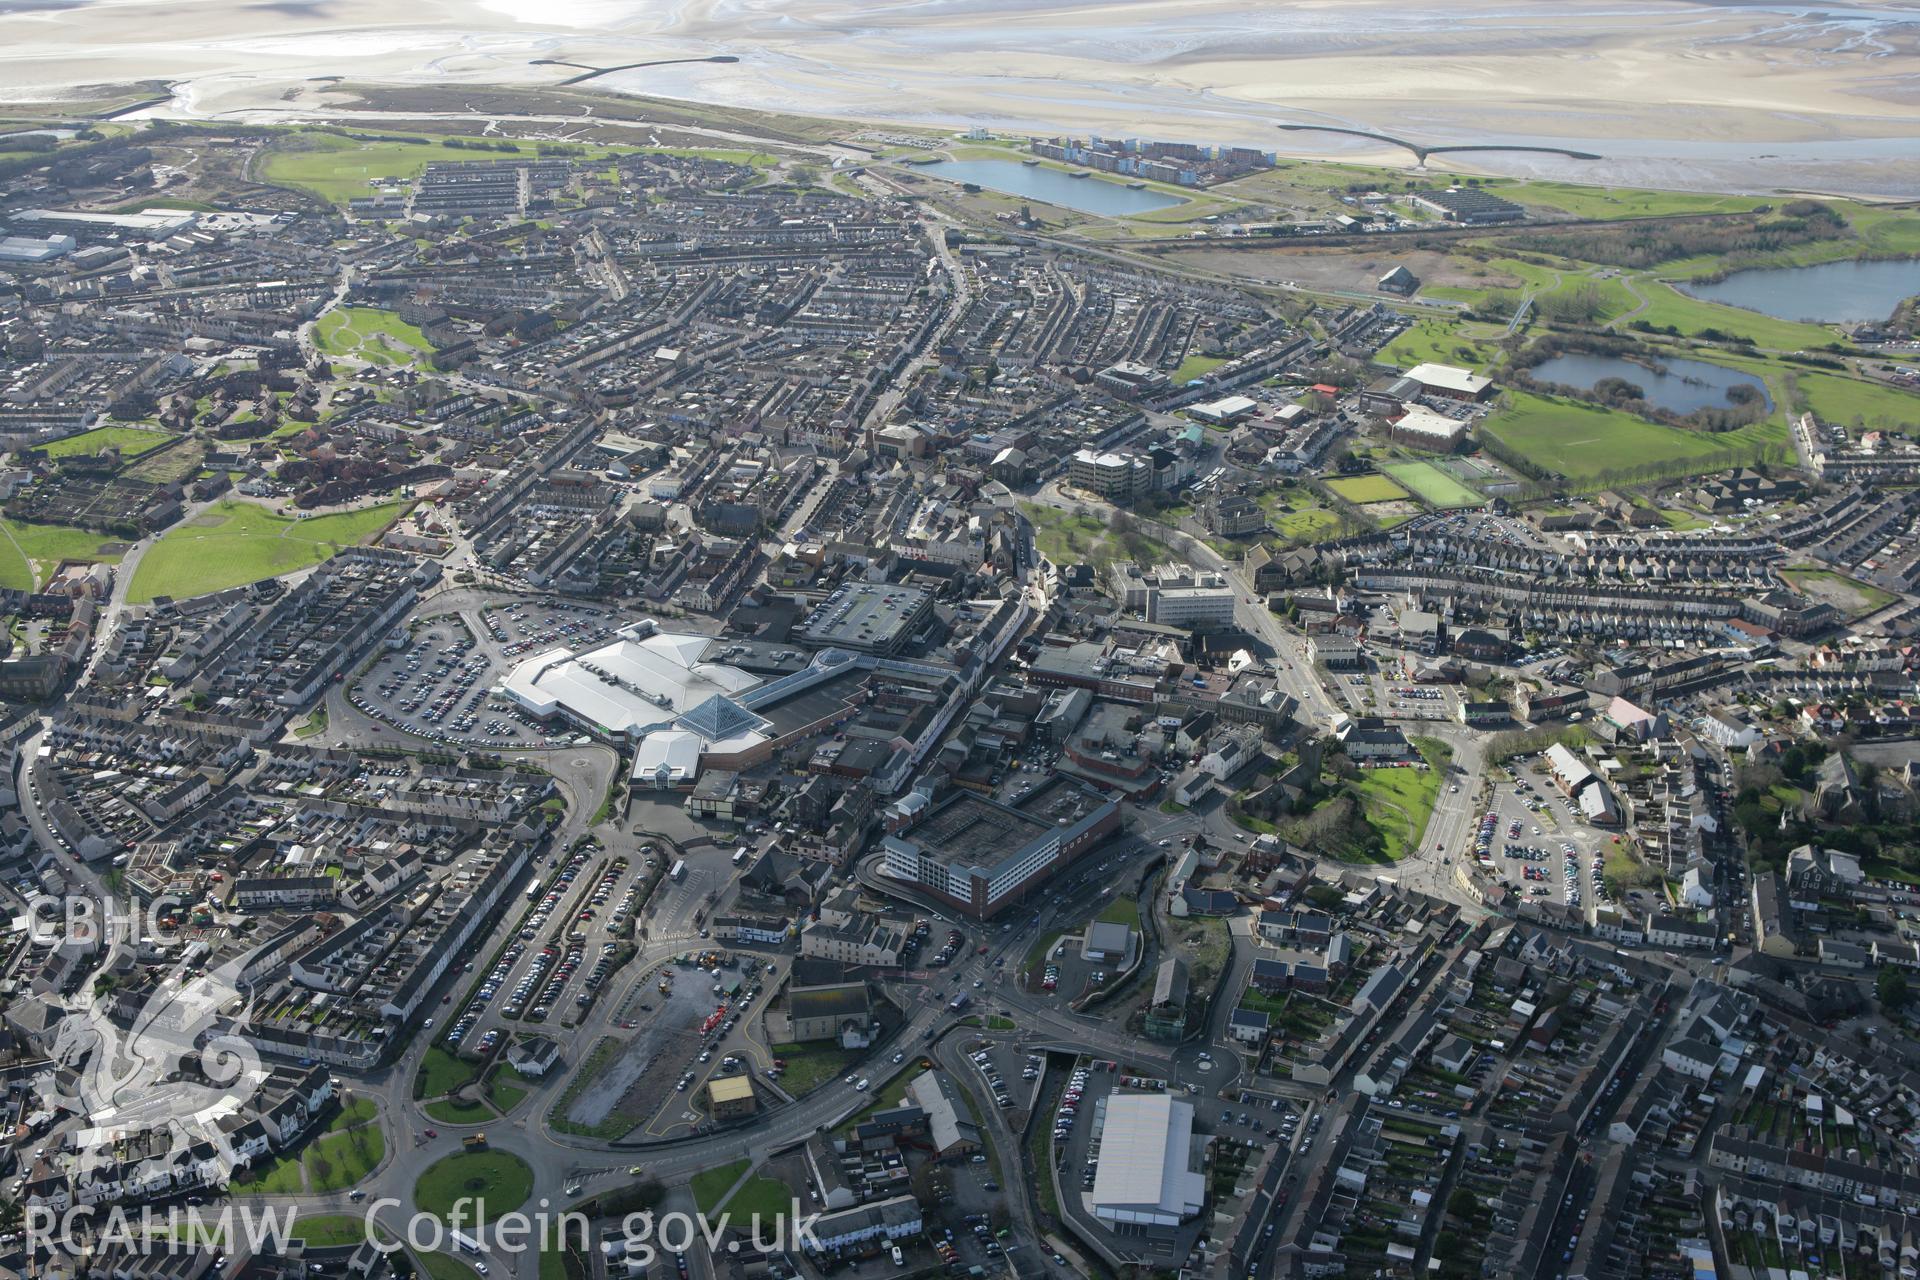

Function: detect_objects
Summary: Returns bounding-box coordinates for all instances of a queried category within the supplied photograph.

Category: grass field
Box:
[413,1151,534,1223]
[1421,254,1564,307]
[1491,180,1771,220]
[425,1097,492,1124]
[262,134,456,204]
[1422,255,1646,328]
[1348,738,1452,863]
[316,306,434,368]
[1479,391,1781,483]
[415,1251,482,1280]
[231,1151,306,1195]
[637,145,776,168]
[232,1097,381,1195]
[418,1046,480,1099]
[289,1214,380,1247]
[40,425,176,459]
[1256,488,1345,543]
[1273,504,1342,541]
[1173,353,1226,383]
[1656,506,1713,531]
[0,535,40,593]
[0,519,124,590]
[333,1096,378,1127]
[1326,474,1411,505]
[1383,461,1483,507]
[303,1121,384,1192]
[691,1160,750,1214]
[767,1040,862,1095]
[1794,371,1920,429]
[1378,319,1500,372]
[1351,767,1442,863]
[1020,502,1172,572]
[262,131,627,205]
[1632,278,1836,350]
[488,1065,531,1114]
[722,1173,799,1222]
[128,499,409,602]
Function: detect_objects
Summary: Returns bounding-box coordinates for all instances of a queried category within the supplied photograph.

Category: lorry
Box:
[463,1133,489,1150]
[670,860,687,882]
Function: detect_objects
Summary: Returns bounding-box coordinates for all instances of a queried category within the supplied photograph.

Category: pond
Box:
[912,158,1184,216]
[1531,351,1772,416]
[1675,258,1920,324]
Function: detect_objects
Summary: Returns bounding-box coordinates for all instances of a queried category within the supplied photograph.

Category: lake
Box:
[913,159,1183,216]
[1532,351,1771,416]
[1676,258,1920,324]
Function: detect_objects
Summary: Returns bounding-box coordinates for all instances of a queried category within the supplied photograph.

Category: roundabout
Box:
[412,1150,535,1224]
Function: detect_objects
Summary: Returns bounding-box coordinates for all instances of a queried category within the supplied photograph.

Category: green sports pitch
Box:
[1325,473,1411,505]
[1383,461,1483,508]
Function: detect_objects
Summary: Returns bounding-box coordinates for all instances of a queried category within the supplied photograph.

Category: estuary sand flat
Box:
[6,0,1920,192]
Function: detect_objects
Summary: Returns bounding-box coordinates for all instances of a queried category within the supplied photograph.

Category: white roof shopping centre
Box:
[498,622,763,744]
[1089,1093,1208,1229]
[1404,362,1492,398]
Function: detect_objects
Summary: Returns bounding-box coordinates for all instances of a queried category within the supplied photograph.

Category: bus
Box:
[451,1232,483,1255]
[670,860,687,882]
[731,847,749,867]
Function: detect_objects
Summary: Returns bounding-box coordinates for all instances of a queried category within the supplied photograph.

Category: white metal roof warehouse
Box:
[1190,394,1257,424]
[498,621,762,741]
[1089,1093,1208,1229]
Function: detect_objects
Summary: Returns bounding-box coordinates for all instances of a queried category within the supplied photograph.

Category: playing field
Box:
[315,307,434,368]
[128,500,409,603]
[261,134,456,204]
[1383,461,1483,508]
[1479,391,1780,482]
[1326,474,1411,505]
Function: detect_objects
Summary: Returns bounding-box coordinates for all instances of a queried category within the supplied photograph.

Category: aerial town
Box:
[0,86,1918,1280]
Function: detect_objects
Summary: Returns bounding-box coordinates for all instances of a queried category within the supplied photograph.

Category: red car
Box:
[423,1129,438,1139]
